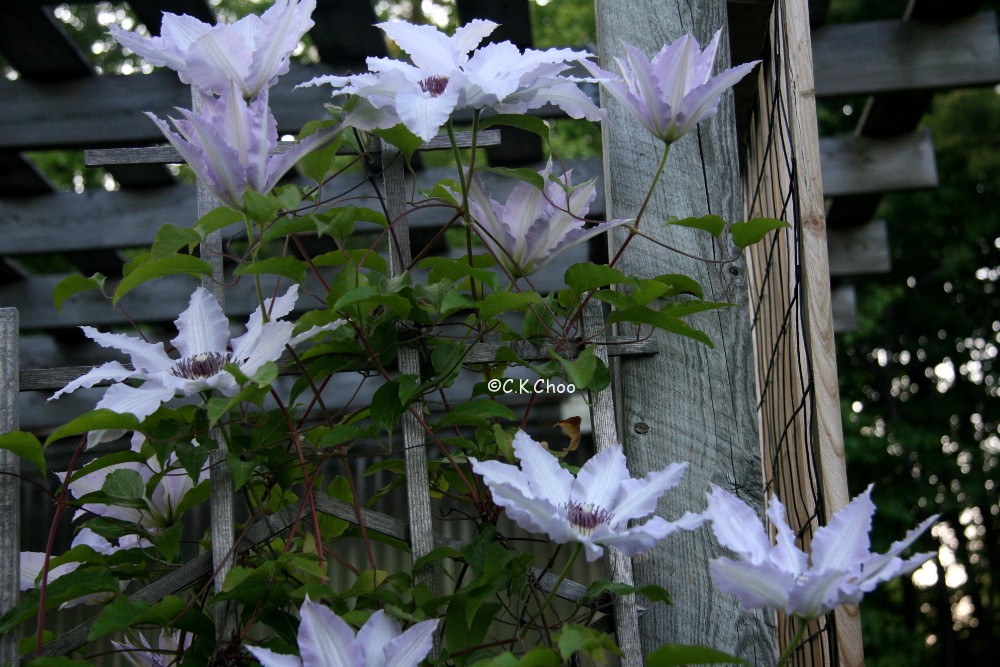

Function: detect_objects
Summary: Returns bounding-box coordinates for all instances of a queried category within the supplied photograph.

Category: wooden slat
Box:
[812,12,1000,97]
[105,163,177,188]
[827,220,891,277]
[0,309,19,665]
[0,5,92,80]
[0,152,55,196]
[831,284,857,333]
[820,129,938,198]
[595,0,773,659]
[780,1,862,664]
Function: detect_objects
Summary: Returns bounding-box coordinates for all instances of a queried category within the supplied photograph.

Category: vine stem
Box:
[775,617,809,667]
[522,542,584,639]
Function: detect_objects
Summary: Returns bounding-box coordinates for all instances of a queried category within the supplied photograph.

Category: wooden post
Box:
[191,90,237,645]
[0,308,19,665]
[594,1,775,661]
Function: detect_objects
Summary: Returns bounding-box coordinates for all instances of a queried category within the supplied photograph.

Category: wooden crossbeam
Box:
[812,12,1000,97]
[827,220,891,277]
[820,129,938,198]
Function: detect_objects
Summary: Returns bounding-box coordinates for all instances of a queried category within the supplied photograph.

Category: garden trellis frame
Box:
[0,0,868,665]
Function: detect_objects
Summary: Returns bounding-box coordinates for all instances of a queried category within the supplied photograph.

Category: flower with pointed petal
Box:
[246,596,438,667]
[110,0,315,98]
[584,30,759,144]
[147,85,338,210]
[112,629,193,667]
[50,285,342,436]
[469,431,702,562]
[459,162,630,277]
[20,529,138,607]
[704,484,937,618]
[299,20,602,141]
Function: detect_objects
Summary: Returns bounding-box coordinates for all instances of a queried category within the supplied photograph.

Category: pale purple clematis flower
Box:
[300,20,602,141]
[147,85,336,210]
[50,285,341,434]
[460,162,630,277]
[247,596,438,667]
[704,484,937,618]
[110,0,315,98]
[584,30,759,144]
[20,529,137,607]
[112,629,193,667]
[469,431,702,562]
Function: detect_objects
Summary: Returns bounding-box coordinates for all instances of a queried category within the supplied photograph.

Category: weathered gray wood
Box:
[0,309,20,665]
[581,301,642,666]
[827,220,891,277]
[820,129,938,197]
[812,12,1000,97]
[831,284,857,333]
[595,1,773,661]
[377,138,436,592]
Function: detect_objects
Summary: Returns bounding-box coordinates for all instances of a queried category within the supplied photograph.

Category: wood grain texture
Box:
[581,302,642,666]
[820,130,938,197]
[595,1,773,662]
[812,12,1000,96]
[827,221,891,277]
[377,139,437,592]
[0,309,20,665]
[781,0,863,663]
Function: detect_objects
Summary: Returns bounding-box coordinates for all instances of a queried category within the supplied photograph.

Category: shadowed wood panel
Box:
[595,0,773,661]
[128,0,215,32]
[820,129,938,198]
[0,152,55,196]
[812,12,1000,97]
[310,0,386,68]
[827,221,891,276]
[0,5,92,80]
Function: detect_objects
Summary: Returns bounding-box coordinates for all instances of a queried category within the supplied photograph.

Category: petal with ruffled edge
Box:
[186,21,254,97]
[20,552,77,591]
[357,609,399,667]
[395,85,461,141]
[232,285,299,362]
[709,557,794,613]
[705,485,771,565]
[810,485,876,574]
[79,327,173,374]
[171,287,230,358]
[570,446,629,514]
[766,496,808,576]
[855,514,938,592]
[467,464,572,541]
[49,361,135,401]
[611,461,688,525]
[511,431,574,506]
[246,645,303,667]
[246,0,316,96]
[95,382,176,422]
[379,20,495,73]
[673,59,759,140]
[297,596,363,667]
[593,512,704,560]
[382,618,439,667]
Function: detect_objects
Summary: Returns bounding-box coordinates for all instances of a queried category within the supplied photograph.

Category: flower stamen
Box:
[419,75,449,97]
[171,352,228,379]
[566,502,612,536]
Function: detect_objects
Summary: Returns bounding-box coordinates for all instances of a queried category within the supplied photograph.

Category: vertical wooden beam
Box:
[376,140,436,590]
[191,91,236,646]
[594,0,774,660]
[0,308,20,665]
[780,1,862,665]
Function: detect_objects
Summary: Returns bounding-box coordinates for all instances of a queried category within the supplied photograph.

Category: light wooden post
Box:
[594,0,775,661]
[191,90,237,645]
[0,308,19,665]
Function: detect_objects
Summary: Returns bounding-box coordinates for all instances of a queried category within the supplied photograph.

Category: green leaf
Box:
[298,120,344,181]
[227,452,256,491]
[243,190,283,223]
[476,291,542,320]
[419,256,501,291]
[234,257,307,284]
[151,224,201,257]
[46,410,140,446]
[648,274,705,299]
[666,214,727,237]
[88,598,148,640]
[608,306,714,347]
[373,124,423,161]
[646,644,746,666]
[102,469,144,500]
[412,546,463,572]
[0,431,46,477]
[476,166,544,191]
[113,254,212,303]
[555,347,610,391]
[479,114,550,141]
[155,521,184,561]
[445,598,501,655]
[662,300,733,318]
[370,381,405,431]
[315,206,360,243]
[53,274,105,311]
[729,217,790,249]
[556,624,621,662]
[195,206,244,238]
[565,262,635,293]
[437,399,515,427]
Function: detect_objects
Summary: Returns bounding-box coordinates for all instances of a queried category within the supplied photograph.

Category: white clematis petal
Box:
[171,287,231,358]
[297,596,363,667]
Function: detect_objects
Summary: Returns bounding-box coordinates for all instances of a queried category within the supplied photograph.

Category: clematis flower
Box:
[147,85,338,210]
[20,529,137,607]
[50,285,342,433]
[246,596,438,667]
[112,629,193,667]
[704,484,937,618]
[300,20,602,141]
[583,30,759,144]
[109,0,316,98]
[469,431,702,562]
[459,162,630,277]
